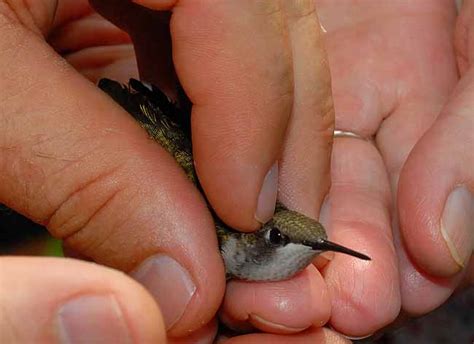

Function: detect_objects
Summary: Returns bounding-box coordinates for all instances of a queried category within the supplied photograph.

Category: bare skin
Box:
[0,0,338,342]
[317,0,473,336]
[1,0,471,342]
[398,0,474,312]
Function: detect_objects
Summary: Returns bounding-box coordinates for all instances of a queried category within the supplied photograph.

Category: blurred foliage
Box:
[0,204,63,256]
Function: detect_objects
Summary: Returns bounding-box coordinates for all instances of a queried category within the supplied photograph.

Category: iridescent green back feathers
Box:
[98,79,196,183]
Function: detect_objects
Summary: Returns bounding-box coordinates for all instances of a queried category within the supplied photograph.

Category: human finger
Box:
[167,319,217,344]
[321,139,400,337]
[398,70,474,282]
[317,0,458,331]
[0,257,165,343]
[201,1,332,333]
[220,326,350,344]
[220,265,331,334]
[100,0,296,231]
[396,0,473,314]
[0,1,224,336]
[277,0,334,219]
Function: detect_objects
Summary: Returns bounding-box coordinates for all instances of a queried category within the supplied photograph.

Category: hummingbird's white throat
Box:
[221,237,319,282]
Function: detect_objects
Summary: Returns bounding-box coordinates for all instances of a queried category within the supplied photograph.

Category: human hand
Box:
[397,0,473,314]
[313,0,460,337]
[0,0,341,342]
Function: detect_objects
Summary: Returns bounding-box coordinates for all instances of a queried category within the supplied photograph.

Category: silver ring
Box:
[333,129,367,140]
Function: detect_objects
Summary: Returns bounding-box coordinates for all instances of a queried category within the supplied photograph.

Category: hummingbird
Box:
[98,78,371,282]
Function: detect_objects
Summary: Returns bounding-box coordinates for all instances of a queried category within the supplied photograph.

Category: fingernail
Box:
[249,314,308,334]
[320,23,327,33]
[328,325,373,340]
[131,255,196,329]
[342,333,374,340]
[131,0,150,6]
[57,295,131,344]
[319,193,330,227]
[441,187,474,268]
[255,162,278,223]
[131,0,171,11]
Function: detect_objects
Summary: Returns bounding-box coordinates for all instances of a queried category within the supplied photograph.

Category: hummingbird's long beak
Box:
[303,239,371,260]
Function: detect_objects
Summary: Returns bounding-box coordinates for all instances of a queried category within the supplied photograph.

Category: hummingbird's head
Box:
[221,208,370,282]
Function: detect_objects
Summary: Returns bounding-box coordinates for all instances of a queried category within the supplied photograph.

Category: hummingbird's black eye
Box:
[267,228,289,246]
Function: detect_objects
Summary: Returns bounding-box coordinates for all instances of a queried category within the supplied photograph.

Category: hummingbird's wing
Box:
[131,80,192,142]
[98,78,161,128]
[128,79,190,133]
[98,78,197,184]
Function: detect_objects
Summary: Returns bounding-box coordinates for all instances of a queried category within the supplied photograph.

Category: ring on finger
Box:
[333,129,369,141]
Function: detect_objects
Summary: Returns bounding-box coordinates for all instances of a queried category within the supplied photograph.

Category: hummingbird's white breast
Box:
[221,238,319,282]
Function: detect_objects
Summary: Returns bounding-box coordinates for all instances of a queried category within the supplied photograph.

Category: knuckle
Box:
[282,0,316,21]
[45,165,128,250]
[0,0,56,35]
[0,142,53,220]
[252,0,284,18]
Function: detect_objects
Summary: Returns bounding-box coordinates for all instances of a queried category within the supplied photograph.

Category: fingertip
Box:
[169,1,292,231]
[131,0,177,11]
[398,130,474,278]
[193,123,281,232]
[223,327,351,344]
[247,314,308,334]
[254,161,279,224]
[440,187,474,271]
[325,225,400,337]
[0,257,166,344]
[398,163,464,277]
[220,265,330,334]
[319,139,401,336]
[397,245,463,315]
[168,318,218,344]
[129,239,226,337]
[131,254,198,331]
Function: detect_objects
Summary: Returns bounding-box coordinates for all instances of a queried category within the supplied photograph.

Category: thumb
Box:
[0,0,224,336]
[398,70,474,277]
[0,257,165,343]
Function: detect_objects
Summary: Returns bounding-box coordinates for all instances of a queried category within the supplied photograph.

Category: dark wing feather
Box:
[129,78,192,138]
[98,78,196,183]
[98,78,158,127]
